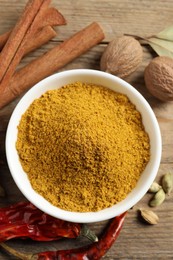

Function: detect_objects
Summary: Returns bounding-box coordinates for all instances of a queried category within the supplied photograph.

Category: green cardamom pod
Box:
[140,209,159,225]
[149,188,165,207]
[162,172,173,195]
[148,182,161,193]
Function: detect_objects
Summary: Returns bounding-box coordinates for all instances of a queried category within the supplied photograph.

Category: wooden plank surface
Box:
[0,0,173,259]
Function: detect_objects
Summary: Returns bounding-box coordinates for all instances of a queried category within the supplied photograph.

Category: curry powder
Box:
[16,82,150,212]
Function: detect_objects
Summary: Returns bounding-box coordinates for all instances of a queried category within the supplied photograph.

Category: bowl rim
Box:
[6,69,162,223]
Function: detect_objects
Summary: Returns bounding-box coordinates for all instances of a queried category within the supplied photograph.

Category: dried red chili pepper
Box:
[32,212,127,260]
[0,212,126,260]
[0,202,97,242]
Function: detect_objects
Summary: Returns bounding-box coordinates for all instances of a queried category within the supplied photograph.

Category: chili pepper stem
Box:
[80,224,98,242]
[0,242,33,260]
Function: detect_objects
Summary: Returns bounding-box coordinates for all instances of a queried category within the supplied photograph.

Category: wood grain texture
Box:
[0,0,173,259]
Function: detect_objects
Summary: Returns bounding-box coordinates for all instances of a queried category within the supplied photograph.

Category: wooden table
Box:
[0,0,173,259]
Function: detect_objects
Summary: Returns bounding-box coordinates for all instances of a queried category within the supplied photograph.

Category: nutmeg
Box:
[100,36,143,78]
[144,56,173,101]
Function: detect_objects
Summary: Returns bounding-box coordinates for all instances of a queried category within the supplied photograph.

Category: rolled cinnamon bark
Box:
[0,7,66,51]
[22,26,57,55]
[0,31,11,50]
[0,0,46,83]
[0,22,105,109]
[0,0,67,97]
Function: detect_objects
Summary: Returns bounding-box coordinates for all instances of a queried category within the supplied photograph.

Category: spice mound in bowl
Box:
[16,82,150,212]
[6,69,162,223]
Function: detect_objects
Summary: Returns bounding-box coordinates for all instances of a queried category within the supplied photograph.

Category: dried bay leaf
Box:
[156,25,173,41]
[144,37,173,58]
[127,24,173,58]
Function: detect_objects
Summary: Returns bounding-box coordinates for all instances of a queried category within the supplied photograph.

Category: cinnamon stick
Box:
[0,7,66,51]
[0,22,105,109]
[0,31,11,50]
[0,0,45,83]
[23,26,56,55]
[0,0,55,95]
[30,7,66,33]
[1,27,58,59]
[0,1,66,95]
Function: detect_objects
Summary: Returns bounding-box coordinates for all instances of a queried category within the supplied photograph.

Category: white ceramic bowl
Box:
[6,69,162,223]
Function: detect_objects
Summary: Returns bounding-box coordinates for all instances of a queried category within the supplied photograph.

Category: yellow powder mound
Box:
[16,82,150,212]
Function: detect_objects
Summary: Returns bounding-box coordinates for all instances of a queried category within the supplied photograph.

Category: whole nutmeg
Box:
[100,36,143,78]
[144,56,173,101]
